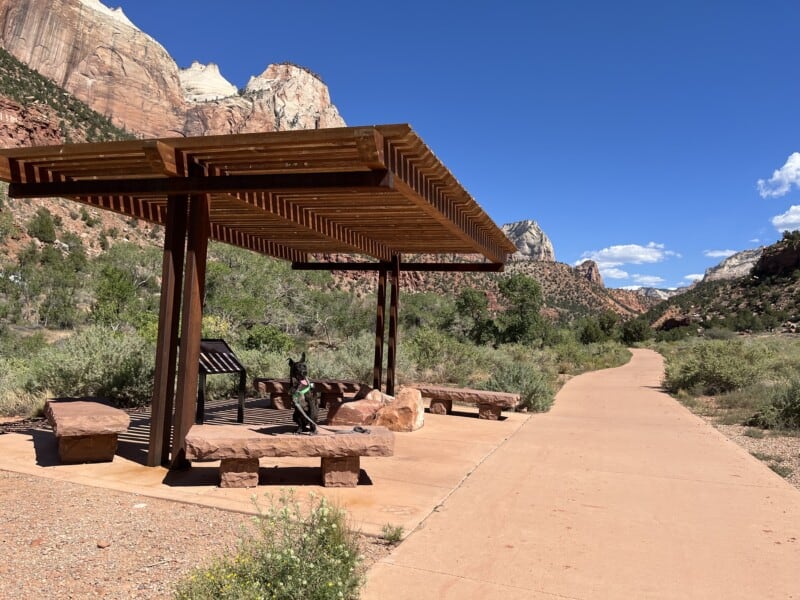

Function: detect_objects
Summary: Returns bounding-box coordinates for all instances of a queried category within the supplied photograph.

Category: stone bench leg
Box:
[477,403,502,420]
[428,398,452,415]
[321,456,360,487]
[58,433,118,463]
[270,394,293,410]
[219,457,259,488]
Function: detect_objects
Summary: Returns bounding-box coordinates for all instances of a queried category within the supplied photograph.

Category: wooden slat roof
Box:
[0,124,516,264]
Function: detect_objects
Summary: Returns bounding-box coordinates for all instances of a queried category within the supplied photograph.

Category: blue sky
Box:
[115,0,800,289]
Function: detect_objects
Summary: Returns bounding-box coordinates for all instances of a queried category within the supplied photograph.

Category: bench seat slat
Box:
[184,424,394,461]
[412,385,520,409]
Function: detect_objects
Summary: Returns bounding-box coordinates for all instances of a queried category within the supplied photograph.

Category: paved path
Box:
[363,349,800,599]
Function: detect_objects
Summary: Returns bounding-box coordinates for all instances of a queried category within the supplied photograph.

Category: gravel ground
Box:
[705,421,800,489]
[0,469,393,599]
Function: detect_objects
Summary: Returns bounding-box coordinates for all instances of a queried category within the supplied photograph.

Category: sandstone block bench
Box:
[411,385,521,420]
[184,424,394,488]
[253,378,366,409]
[44,399,130,463]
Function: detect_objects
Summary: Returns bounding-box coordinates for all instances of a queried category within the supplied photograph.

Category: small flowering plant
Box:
[174,491,364,599]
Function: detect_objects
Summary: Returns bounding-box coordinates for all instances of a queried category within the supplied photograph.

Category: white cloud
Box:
[619,285,642,290]
[631,274,665,286]
[704,249,737,258]
[771,205,800,232]
[758,152,800,198]
[684,273,704,282]
[602,267,629,279]
[579,242,676,269]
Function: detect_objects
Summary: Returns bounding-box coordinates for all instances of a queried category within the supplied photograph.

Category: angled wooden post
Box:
[386,254,401,396]
[170,193,210,468]
[147,195,187,467]
[373,264,388,390]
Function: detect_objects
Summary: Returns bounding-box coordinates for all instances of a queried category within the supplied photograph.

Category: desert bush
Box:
[663,340,766,395]
[0,354,49,417]
[478,360,555,412]
[174,492,363,600]
[26,207,57,243]
[746,378,800,430]
[243,324,294,354]
[24,326,154,406]
[406,327,482,384]
[701,327,737,340]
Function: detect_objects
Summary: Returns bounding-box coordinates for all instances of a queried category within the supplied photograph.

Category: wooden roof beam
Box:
[292,261,504,272]
[241,191,395,262]
[7,170,394,199]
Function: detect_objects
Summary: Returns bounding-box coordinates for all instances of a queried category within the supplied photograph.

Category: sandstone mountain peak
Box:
[575,260,604,286]
[501,220,555,261]
[78,0,137,29]
[179,61,238,103]
[0,0,345,137]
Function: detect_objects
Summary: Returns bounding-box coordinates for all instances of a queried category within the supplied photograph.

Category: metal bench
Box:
[184,423,394,488]
[196,338,247,424]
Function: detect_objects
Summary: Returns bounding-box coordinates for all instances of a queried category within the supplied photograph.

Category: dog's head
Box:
[288,352,308,384]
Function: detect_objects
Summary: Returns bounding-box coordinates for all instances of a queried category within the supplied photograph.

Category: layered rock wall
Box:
[0,0,345,138]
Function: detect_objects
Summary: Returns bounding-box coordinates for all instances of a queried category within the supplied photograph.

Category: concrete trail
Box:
[363,348,800,599]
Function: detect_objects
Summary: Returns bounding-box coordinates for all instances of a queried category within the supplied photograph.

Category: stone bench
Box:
[411,385,521,420]
[253,378,366,409]
[45,399,130,463]
[184,423,394,488]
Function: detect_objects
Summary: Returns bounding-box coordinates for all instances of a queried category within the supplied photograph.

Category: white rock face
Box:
[703,248,764,281]
[501,220,555,261]
[79,0,137,29]
[637,288,678,301]
[180,61,238,102]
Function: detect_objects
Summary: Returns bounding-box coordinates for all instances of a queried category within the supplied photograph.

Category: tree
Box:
[497,274,544,344]
[621,318,652,344]
[454,288,496,344]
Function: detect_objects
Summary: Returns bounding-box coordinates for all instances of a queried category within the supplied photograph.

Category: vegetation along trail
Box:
[364,349,800,600]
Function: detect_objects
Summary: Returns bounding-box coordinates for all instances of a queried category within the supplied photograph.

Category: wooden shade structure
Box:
[0,124,516,467]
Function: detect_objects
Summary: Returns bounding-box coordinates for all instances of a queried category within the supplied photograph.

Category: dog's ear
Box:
[300,351,306,362]
[288,357,295,368]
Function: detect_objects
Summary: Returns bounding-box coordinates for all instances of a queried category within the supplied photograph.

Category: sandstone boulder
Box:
[374,388,424,432]
[328,395,386,426]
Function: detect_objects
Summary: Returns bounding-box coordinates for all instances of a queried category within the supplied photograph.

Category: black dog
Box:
[288,352,318,434]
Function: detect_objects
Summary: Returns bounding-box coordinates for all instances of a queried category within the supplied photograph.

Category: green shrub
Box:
[747,378,800,430]
[380,523,404,544]
[26,207,57,243]
[174,492,364,600]
[406,328,481,384]
[663,340,765,395]
[24,326,154,406]
[478,360,555,412]
[244,324,294,353]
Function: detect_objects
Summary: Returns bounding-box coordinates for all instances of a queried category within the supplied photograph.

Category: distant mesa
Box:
[501,220,555,262]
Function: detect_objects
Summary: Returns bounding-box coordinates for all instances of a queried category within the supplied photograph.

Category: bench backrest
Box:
[199,338,245,375]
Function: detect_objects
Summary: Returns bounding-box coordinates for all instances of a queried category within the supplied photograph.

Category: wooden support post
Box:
[147,195,187,467]
[170,193,210,468]
[372,265,387,390]
[386,255,400,396]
